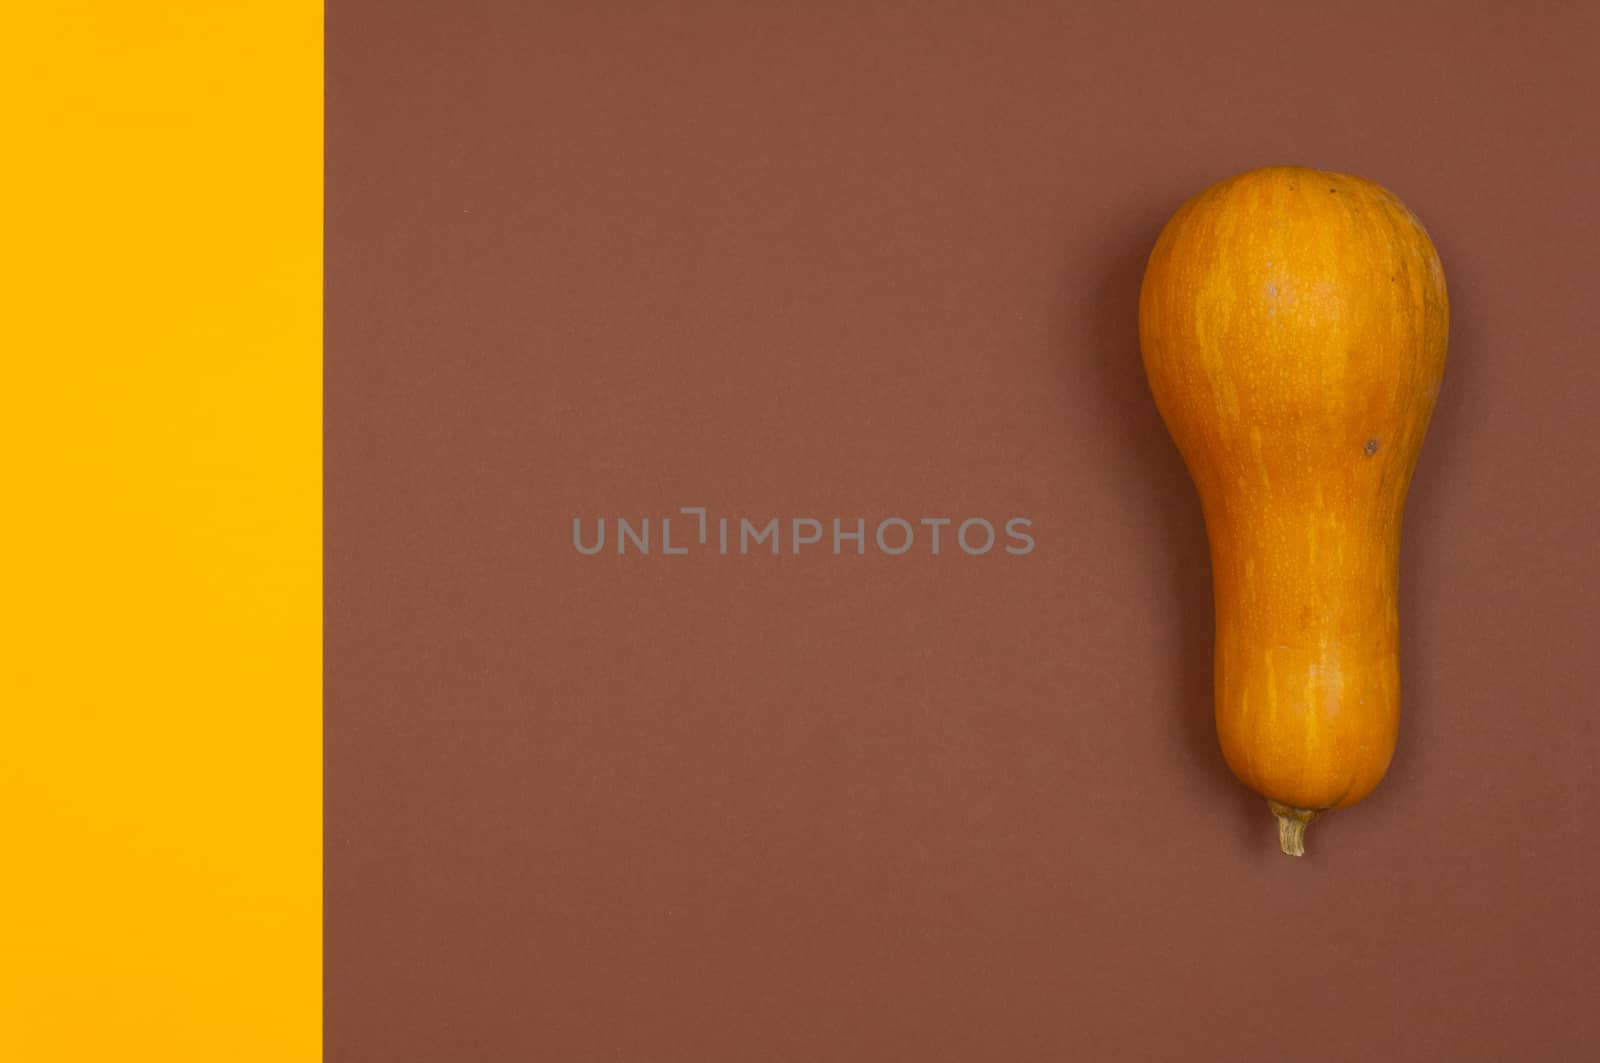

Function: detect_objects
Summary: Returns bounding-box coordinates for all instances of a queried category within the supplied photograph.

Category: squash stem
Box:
[1268,802,1320,857]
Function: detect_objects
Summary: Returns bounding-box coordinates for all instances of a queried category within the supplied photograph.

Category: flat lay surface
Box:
[327,3,1599,1059]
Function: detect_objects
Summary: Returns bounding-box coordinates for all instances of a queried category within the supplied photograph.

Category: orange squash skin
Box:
[1139,166,1448,815]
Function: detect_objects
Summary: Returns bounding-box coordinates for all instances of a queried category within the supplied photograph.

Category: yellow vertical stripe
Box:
[1,3,321,1059]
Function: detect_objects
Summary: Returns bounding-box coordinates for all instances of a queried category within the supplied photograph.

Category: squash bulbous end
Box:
[1268,802,1321,858]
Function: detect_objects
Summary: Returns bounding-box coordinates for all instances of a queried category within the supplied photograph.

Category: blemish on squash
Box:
[1364,439,1379,456]
[1250,426,1271,487]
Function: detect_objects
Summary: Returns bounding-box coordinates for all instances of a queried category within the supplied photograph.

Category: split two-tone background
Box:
[6,2,1600,1060]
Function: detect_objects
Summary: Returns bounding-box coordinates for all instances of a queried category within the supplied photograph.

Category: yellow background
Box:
[1,2,321,1059]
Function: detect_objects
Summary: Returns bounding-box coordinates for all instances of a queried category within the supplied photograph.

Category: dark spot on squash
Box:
[1329,187,1337,193]
[1364,439,1380,456]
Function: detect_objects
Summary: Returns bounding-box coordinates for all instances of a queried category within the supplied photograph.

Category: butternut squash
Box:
[1138,166,1448,856]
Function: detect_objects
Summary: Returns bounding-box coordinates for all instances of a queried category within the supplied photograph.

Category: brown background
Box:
[327,3,1600,1059]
